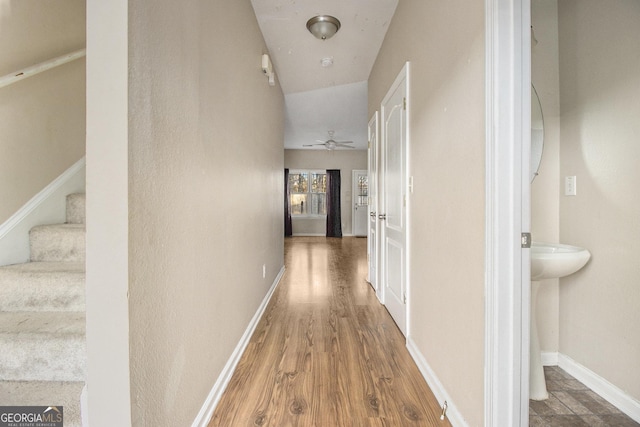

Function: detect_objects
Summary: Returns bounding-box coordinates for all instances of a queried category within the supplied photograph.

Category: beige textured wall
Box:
[368,1,485,423]
[558,0,640,401]
[284,149,367,236]
[0,0,86,223]
[531,0,561,353]
[127,0,285,424]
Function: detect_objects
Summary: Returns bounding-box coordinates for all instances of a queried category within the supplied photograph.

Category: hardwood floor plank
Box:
[209,237,450,427]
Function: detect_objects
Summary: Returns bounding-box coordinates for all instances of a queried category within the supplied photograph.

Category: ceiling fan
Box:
[303,130,354,150]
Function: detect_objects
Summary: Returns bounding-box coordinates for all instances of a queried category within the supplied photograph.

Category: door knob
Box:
[379,213,386,220]
[370,212,377,218]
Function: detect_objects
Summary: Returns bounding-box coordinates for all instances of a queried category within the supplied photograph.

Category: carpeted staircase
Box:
[0,193,86,426]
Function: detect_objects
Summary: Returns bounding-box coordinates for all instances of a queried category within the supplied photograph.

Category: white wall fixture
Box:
[261,54,275,86]
[564,176,576,196]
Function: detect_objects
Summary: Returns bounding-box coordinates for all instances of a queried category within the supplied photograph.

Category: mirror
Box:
[531,84,544,182]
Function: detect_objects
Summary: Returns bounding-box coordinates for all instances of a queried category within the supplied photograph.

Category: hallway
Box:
[209,237,449,426]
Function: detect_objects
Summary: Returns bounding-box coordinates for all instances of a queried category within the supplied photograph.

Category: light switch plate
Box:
[565,176,577,196]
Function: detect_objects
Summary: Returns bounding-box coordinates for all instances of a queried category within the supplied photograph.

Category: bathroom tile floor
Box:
[529,366,639,426]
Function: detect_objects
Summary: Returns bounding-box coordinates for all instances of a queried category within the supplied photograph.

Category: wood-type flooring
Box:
[209,237,450,427]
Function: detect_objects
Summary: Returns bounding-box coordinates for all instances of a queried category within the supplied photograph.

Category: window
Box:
[289,170,327,216]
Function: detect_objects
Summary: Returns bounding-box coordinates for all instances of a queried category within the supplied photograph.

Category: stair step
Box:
[30,224,85,263]
[0,380,84,427]
[66,193,85,224]
[0,262,85,312]
[0,312,85,381]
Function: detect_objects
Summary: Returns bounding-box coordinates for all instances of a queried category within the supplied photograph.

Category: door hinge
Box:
[403,97,407,110]
[403,293,407,304]
[521,232,532,248]
[368,140,371,149]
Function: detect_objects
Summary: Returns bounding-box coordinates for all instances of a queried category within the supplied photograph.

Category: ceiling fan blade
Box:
[335,140,353,144]
[335,143,355,148]
[303,143,326,147]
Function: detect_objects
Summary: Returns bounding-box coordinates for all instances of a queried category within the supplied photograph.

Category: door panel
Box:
[385,238,404,305]
[380,64,408,335]
[385,105,404,231]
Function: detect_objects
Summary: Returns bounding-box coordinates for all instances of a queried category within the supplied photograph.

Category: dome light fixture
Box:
[306,15,341,40]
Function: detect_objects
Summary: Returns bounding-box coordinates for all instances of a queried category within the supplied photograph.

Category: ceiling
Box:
[250,0,399,150]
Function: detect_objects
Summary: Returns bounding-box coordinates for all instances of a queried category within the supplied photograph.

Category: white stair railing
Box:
[0,48,86,89]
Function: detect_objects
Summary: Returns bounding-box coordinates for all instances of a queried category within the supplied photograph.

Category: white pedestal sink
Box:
[530,242,591,400]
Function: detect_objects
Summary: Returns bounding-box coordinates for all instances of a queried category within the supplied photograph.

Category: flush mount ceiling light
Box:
[306,15,341,40]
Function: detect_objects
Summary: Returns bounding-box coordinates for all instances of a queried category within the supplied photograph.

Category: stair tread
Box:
[0,380,84,404]
[0,311,85,336]
[0,261,84,275]
[0,262,85,312]
[31,223,85,232]
[30,224,85,263]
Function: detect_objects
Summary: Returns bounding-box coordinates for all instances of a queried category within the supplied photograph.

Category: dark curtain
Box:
[284,169,293,237]
[326,169,342,238]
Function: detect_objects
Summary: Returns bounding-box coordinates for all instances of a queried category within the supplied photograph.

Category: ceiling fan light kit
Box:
[303,130,355,150]
[306,15,341,40]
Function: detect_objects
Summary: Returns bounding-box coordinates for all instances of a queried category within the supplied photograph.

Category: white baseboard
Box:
[406,337,468,427]
[558,353,640,424]
[539,352,640,422]
[191,265,286,427]
[0,157,85,266]
[541,351,559,366]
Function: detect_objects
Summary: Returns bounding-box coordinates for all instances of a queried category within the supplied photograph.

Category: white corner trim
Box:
[558,353,640,423]
[541,351,559,366]
[484,0,530,424]
[81,384,89,427]
[191,265,286,427]
[0,157,86,240]
[406,337,468,427]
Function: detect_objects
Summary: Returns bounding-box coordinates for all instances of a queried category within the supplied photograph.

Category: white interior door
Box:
[367,113,379,293]
[380,64,408,336]
[352,170,369,237]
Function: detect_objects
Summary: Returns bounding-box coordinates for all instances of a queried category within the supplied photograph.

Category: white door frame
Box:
[485,0,531,425]
[367,113,379,293]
